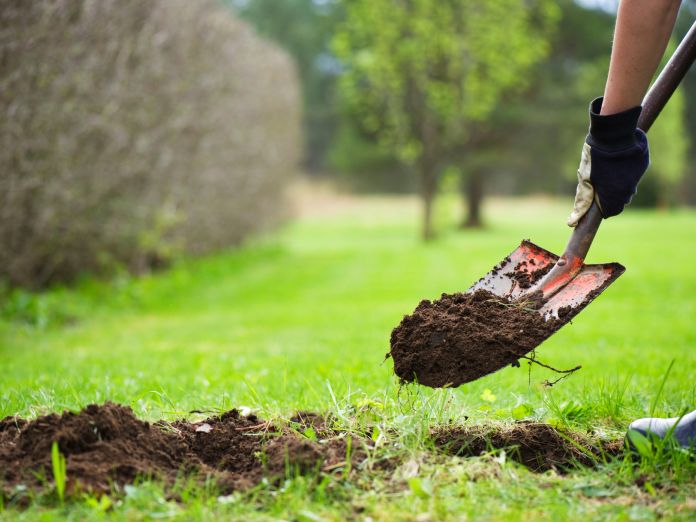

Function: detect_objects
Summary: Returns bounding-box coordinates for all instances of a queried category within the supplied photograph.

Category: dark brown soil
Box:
[0,403,359,499]
[432,423,623,472]
[0,403,624,501]
[511,259,552,289]
[389,290,559,388]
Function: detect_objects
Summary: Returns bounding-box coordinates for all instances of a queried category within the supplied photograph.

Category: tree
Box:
[333,0,558,239]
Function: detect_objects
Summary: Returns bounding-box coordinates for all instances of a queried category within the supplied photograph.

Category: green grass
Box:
[2,195,696,520]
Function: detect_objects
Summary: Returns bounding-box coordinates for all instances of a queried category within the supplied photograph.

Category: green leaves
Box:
[408,476,434,499]
[51,441,67,504]
[511,403,535,420]
[626,429,654,460]
[334,0,560,159]
[333,0,559,237]
[480,389,497,403]
[303,427,318,442]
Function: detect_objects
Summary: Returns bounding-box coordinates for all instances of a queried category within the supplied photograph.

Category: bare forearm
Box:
[601,0,681,115]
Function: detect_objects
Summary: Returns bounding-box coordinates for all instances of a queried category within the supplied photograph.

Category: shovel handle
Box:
[539,20,696,299]
[638,20,696,134]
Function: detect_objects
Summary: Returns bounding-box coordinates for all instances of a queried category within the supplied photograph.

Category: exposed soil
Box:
[0,403,359,499]
[389,289,560,388]
[0,403,624,501]
[433,422,624,472]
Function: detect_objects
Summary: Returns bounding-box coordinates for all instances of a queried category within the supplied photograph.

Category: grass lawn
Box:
[2,193,696,520]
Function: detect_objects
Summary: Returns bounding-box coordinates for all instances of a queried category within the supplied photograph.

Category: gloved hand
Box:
[567,97,650,227]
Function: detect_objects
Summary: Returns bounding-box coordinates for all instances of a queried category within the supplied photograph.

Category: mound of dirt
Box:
[432,422,623,472]
[0,403,359,498]
[389,289,560,387]
[0,402,625,501]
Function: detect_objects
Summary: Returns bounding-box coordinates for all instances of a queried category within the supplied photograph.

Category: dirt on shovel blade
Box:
[389,289,560,387]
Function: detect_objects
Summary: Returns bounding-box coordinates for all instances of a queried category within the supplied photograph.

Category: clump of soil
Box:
[511,259,552,289]
[432,423,623,472]
[389,289,559,387]
[0,403,359,499]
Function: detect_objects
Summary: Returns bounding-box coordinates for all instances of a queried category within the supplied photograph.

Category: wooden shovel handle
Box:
[539,20,696,299]
[638,20,696,134]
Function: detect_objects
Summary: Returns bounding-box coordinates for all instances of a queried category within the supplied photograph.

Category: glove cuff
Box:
[586,96,642,152]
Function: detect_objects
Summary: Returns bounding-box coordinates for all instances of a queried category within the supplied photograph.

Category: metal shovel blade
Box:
[468,240,624,324]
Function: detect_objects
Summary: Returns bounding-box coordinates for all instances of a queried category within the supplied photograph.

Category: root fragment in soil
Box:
[432,423,623,472]
[389,289,563,388]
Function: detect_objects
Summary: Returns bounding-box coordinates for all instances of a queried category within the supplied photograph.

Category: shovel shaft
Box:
[638,20,696,133]
[540,21,696,299]
[539,203,602,298]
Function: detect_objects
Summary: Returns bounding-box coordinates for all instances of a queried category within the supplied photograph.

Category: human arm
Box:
[601,0,682,115]
[567,0,681,227]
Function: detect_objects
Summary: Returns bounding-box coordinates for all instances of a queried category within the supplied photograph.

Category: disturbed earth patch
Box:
[0,403,623,501]
[389,289,561,387]
[0,402,358,499]
[432,422,623,472]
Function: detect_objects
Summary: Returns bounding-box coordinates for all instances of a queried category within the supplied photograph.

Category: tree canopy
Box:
[333,0,559,237]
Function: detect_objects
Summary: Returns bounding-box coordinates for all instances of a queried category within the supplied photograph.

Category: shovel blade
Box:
[468,240,625,323]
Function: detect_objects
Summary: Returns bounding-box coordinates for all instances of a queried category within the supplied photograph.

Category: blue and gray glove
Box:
[567,97,650,227]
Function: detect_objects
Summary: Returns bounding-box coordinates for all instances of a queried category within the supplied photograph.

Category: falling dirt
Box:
[0,403,359,499]
[389,289,560,388]
[432,422,623,472]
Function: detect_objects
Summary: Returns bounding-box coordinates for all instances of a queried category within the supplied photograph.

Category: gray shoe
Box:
[626,409,696,450]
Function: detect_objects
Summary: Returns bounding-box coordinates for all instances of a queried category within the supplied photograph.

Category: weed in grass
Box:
[511,402,536,421]
[50,442,67,504]
[650,359,676,418]
[83,493,112,513]
[543,392,592,427]
[590,376,633,428]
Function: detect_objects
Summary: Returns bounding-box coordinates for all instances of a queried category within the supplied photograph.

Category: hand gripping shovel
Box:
[472,21,696,327]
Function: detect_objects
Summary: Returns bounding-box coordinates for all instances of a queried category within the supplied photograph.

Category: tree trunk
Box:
[420,161,437,240]
[415,104,439,240]
[461,168,484,228]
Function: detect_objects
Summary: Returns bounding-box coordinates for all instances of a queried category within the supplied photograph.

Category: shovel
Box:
[389,24,696,389]
[470,21,696,327]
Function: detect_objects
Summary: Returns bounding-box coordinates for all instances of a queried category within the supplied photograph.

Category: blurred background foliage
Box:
[332,0,559,238]
[1,0,301,289]
[1,0,695,290]
[233,0,696,227]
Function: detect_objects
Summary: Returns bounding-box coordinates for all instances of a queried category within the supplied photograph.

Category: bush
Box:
[0,0,301,289]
